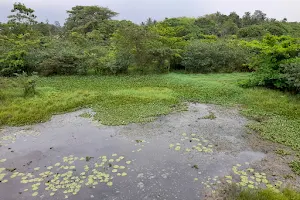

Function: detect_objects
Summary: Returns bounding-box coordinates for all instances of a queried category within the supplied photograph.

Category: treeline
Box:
[1,3,300,92]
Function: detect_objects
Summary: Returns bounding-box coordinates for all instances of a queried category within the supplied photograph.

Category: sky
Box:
[1,0,300,24]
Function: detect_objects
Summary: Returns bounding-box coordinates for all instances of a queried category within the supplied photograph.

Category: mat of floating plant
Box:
[200,162,284,194]
[0,154,132,198]
[169,133,214,153]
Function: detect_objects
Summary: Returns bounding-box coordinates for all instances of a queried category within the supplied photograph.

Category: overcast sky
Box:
[1,0,300,24]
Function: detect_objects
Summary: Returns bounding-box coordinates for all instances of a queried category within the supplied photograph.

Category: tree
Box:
[221,20,238,36]
[8,3,37,25]
[228,12,241,27]
[252,10,267,23]
[242,12,252,26]
[144,17,156,26]
[7,2,37,35]
[65,6,118,35]
[194,17,219,35]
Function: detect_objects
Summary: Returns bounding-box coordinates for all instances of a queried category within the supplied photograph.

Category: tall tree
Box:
[7,2,37,35]
[65,6,118,35]
[252,10,267,23]
[228,12,241,27]
[242,12,252,27]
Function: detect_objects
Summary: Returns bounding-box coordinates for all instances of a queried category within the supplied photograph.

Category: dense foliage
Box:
[1,2,300,93]
[182,40,250,73]
[240,35,300,92]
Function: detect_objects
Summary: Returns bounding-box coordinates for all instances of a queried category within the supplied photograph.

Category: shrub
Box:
[97,50,130,75]
[38,53,81,76]
[281,62,300,92]
[0,34,39,76]
[15,72,38,97]
[35,39,86,76]
[182,40,250,73]
[244,34,300,92]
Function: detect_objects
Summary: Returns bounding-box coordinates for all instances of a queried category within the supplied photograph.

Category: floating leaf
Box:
[33,167,40,171]
[107,182,113,187]
[112,169,117,173]
[121,172,127,177]
[175,146,181,151]
[32,192,38,197]
[126,161,131,165]
[112,154,117,157]
[169,144,174,148]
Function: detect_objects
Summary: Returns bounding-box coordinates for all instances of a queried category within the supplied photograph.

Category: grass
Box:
[275,149,291,156]
[1,73,300,152]
[221,185,300,200]
[202,112,217,120]
[289,160,300,175]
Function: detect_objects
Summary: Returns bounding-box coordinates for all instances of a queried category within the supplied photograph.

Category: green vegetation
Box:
[289,161,300,175]
[275,149,291,156]
[222,187,300,200]
[1,3,300,88]
[1,73,300,154]
[1,2,300,198]
[202,112,217,120]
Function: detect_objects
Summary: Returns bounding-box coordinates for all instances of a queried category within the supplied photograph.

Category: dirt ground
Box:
[0,103,298,200]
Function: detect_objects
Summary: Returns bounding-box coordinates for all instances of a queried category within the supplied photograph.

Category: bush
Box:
[97,50,130,75]
[244,34,300,92]
[281,62,300,92]
[34,39,86,76]
[182,40,250,73]
[15,72,38,97]
[38,53,82,76]
[0,34,39,76]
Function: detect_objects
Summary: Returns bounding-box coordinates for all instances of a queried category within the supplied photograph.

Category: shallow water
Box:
[0,104,267,200]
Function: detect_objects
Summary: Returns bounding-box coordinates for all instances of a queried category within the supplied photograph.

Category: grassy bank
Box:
[1,73,300,151]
